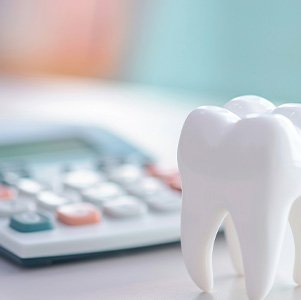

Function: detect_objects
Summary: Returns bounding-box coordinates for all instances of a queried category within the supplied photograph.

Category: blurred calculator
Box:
[0,122,181,266]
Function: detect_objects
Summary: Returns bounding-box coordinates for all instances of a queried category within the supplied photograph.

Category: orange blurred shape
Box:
[0,0,132,77]
[0,186,17,201]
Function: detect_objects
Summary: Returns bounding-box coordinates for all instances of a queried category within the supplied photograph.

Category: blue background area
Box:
[129,0,301,102]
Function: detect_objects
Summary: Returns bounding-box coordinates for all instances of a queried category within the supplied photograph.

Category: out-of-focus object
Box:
[0,0,132,77]
[0,121,181,266]
[2,1,301,101]
[146,165,181,191]
[129,1,301,100]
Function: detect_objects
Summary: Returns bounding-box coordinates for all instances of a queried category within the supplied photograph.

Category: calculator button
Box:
[63,170,104,191]
[126,177,166,198]
[57,203,101,226]
[146,165,176,179]
[146,165,169,177]
[37,191,71,211]
[145,191,181,212]
[10,211,53,233]
[82,182,124,205]
[108,164,144,185]
[103,196,147,218]
[146,165,182,191]
[0,185,17,201]
[0,201,35,217]
[17,178,44,196]
[165,173,182,191]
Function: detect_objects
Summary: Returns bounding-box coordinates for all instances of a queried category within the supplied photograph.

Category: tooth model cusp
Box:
[178,96,301,300]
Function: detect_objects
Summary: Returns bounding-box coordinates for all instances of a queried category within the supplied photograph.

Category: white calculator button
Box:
[82,182,124,205]
[103,196,147,218]
[108,164,144,185]
[0,201,35,217]
[63,170,104,191]
[37,191,71,211]
[17,179,44,196]
[145,191,181,212]
[126,177,166,197]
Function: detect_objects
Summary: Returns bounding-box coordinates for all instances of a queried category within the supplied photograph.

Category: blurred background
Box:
[0,0,300,275]
[1,0,301,101]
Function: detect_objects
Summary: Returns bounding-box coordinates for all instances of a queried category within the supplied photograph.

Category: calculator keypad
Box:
[0,163,181,233]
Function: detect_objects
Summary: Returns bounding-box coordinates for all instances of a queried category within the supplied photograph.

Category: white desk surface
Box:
[0,236,299,300]
[0,76,299,300]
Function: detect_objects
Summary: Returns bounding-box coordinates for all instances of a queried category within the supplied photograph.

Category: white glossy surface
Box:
[178,96,301,300]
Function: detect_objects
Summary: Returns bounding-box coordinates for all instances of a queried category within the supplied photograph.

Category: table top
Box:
[0,235,298,300]
[0,76,299,300]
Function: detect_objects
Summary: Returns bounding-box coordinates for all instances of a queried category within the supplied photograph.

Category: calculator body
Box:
[0,122,181,266]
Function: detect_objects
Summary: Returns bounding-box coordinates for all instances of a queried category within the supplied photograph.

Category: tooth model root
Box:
[181,187,227,292]
[289,197,301,285]
[224,215,244,276]
[181,177,291,300]
[227,197,301,296]
[229,203,290,300]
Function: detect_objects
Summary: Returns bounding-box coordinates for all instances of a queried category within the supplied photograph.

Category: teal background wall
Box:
[128,0,301,102]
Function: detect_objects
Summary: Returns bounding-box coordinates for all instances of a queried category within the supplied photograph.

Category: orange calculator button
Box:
[145,165,165,178]
[0,185,16,201]
[165,174,182,192]
[146,165,182,191]
[146,165,177,180]
[57,203,101,226]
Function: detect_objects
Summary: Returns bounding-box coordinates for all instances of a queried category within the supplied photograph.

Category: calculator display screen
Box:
[0,138,99,161]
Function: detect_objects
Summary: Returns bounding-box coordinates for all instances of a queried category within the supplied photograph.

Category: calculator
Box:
[0,121,181,266]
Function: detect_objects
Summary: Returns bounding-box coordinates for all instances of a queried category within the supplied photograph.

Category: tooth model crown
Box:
[177,96,301,300]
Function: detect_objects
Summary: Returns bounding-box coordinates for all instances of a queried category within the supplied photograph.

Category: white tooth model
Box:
[177,95,301,300]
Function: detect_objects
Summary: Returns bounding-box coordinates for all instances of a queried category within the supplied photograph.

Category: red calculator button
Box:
[0,185,16,201]
[57,203,101,226]
[145,165,165,177]
[146,165,182,191]
[146,165,176,179]
[165,174,182,192]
